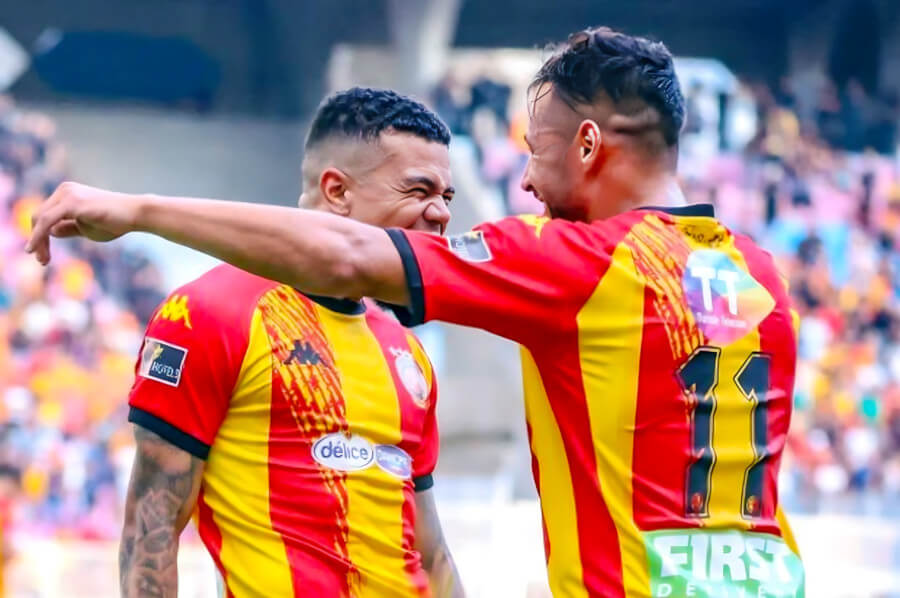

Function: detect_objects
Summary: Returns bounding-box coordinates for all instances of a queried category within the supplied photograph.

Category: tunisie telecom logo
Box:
[682,249,776,345]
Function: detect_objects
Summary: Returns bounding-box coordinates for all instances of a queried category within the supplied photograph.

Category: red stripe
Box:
[631,284,702,530]
[196,488,234,598]
[532,336,625,598]
[267,379,352,596]
[363,307,430,595]
[531,213,647,596]
[260,290,354,597]
[733,238,795,535]
[525,420,551,563]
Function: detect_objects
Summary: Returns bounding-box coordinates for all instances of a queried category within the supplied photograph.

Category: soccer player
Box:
[28,28,805,598]
[99,88,463,597]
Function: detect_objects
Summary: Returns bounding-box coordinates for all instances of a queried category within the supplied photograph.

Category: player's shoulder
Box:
[730,231,790,292]
[730,231,779,271]
[474,214,614,247]
[151,264,278,335]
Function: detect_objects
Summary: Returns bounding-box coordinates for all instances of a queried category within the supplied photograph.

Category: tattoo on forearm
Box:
[120,427,200,598]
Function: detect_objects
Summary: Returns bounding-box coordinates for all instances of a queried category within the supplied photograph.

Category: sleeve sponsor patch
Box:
[447,230,492,262]
[138,337,188,387]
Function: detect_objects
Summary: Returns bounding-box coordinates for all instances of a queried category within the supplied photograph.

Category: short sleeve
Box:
[128,275,255,459]
[386,216,607,346]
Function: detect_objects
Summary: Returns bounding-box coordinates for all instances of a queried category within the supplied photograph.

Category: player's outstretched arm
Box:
[26,182,410,305]
[414,489,466,598]
[119,426,203,598]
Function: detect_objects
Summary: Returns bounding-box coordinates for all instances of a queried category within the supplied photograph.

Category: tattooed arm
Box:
[119,426,203,598]
[414,488,465,598]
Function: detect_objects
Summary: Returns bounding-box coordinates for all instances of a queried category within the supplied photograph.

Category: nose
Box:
[520,159,535,195]
[423,199,451,233]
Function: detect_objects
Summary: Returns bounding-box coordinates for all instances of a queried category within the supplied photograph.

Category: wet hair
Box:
[531,27,685,147]
[306,87,450,149]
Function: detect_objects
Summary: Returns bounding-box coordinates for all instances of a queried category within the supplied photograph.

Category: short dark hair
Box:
[532,27,684,147]
[306,87,451,149]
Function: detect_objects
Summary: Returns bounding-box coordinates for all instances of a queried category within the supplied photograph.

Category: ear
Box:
[576,119,603,165]
[318,167,352,216]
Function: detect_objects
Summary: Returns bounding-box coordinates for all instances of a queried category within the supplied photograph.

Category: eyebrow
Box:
[402,175,455,195]
[523,134,534,151]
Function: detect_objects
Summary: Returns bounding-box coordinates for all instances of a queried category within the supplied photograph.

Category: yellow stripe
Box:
[405,332,433,388]
[704,239,761,531]
[204,308,295,597]
[576,244,651,597]
[316,306,416,597]
[776,505,801,557]
[520,347,590,598]
[790,308,801,337]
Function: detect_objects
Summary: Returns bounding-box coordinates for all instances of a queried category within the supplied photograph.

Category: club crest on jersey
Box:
[138,337,187,387]
[682,249,776,345]
[447,230,492,262]
[391,347,429,408]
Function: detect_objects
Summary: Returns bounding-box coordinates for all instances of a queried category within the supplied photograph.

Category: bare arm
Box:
[414,489,465,598]
[26,183,409,304]
[119,426,203,598]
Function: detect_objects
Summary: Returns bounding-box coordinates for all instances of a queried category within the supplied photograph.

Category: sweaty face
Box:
[520,86,591,221]
[344,132,453,234]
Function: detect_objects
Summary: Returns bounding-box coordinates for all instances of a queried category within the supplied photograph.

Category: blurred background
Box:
[0,0,899,596]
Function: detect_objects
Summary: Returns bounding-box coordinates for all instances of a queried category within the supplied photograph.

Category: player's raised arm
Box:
[119,427,203,597]
[26,182,410,305]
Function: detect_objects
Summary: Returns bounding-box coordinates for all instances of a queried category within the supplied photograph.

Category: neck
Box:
[584,163,683,221]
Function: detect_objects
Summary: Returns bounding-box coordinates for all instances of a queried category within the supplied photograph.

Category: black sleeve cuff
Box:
[385,228,426,326]
[413,473,434,492]
[128,406,211,460]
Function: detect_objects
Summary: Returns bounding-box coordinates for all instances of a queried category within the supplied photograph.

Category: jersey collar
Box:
[637,204,715,218]
[304,293,366,315]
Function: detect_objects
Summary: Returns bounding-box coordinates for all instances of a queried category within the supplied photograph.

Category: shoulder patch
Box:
[138,337,188,387]
[447,230,492,262]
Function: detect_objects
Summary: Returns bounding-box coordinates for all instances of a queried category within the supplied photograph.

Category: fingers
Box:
[25,187,74,265]
[49,219,81,238]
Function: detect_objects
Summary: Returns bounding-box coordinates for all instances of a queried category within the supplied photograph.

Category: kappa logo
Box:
[153,294,192,329]
[283,340,325,366]
[518,214,549,238]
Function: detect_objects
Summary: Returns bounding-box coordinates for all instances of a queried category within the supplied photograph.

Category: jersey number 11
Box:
[677,347,771,519]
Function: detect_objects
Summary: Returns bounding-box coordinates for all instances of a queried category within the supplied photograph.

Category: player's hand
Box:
[25,182,143,265]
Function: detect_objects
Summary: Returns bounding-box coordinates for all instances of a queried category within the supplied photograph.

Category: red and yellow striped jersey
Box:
[388,205,805,598]
[128,264,439,598]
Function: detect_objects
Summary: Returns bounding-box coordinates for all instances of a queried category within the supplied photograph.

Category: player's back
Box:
[128,264,439,598]
[391,203,806,597]
[522,207,804,597]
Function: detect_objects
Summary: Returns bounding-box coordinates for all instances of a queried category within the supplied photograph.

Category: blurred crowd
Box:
[0,65,897,546]
[433,72,900,513]
[0,95,166,540]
